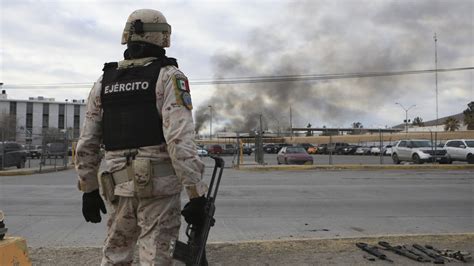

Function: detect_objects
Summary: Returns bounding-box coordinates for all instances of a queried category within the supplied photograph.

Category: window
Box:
[398,141,407,147]
[42,115,49,128]
[42,103,49,128]
[9,102,16,114]
[465,141,474,148]
[26,114,33,131]
[58,104,65,129]
[73,104,80,138]
[26,102,33,114]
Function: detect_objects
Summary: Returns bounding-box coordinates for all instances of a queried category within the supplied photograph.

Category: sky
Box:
[0,0,473,134]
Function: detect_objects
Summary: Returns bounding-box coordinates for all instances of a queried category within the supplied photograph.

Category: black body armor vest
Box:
[100,58,177,151]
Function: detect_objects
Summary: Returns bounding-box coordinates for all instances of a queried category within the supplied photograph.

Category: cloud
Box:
[0,0,472,131]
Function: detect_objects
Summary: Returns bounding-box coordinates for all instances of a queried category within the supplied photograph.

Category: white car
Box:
[391,139,448,164]
[443,139,474,164]
[197,148,208,157]
[382,145,393,156]
[370,146,381,155]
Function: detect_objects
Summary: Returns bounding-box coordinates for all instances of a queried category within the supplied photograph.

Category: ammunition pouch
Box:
[99,172,117,203]
[133,159,154,198]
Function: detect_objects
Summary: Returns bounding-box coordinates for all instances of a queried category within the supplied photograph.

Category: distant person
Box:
[75,9,208,265]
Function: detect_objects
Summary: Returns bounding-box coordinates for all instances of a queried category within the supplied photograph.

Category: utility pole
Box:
[289,106,293,139]
[434,33,439,131]
[64,100,69,166]
[208,105,212,140]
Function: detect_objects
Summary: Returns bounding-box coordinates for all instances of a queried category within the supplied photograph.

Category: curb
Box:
[237,164,474,171]
[0,165,75,176]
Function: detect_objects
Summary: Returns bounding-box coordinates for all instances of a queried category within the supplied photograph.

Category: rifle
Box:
[412,244,445,264]
[356,242,393,262]
[378,241,425,262]
[170,155,225,266]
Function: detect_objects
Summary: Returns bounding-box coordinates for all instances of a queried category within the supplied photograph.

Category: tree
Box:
[444,117,461,132]
[352,122,363,129]
[412,117,424,127]
[463,101,474,130]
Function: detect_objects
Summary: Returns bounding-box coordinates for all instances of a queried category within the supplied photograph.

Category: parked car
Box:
[316,144,328,154]
[25,145,43,159]
[342,145,359,155]
[370,146,381,155]
[207,144,223,154]
[355,146,371,155]
[197,147,208,157]
[222,144,236,155]
[307,146,318,154]
[263,144,280,154]
[391,139,448,164]
[382,145,393,156]
[277,146,313,165]
[443,139,474,164]
[242,146,253,155]
[45,142,67,158]
[0,142,27,169]
[329,142,350,155]
[300,143,314,152]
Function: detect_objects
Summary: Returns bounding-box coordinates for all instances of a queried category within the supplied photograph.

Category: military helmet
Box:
[121,9,171,47]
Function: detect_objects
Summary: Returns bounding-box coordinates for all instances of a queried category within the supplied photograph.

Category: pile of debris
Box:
[357,241,472,264]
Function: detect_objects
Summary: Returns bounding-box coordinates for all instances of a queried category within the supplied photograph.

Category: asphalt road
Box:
[0,163,472,248]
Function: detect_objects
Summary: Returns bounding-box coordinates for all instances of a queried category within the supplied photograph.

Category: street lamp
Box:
[395,102,416,134]
[208,105,213,140]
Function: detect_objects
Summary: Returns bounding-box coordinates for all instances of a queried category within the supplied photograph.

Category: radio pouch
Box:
[133,159,154,198]
[99,171,117,203]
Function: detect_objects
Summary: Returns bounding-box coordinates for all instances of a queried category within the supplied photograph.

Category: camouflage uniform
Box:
[75,57,206,265]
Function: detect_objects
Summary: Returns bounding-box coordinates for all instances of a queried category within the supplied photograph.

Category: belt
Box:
[112,161,176,185]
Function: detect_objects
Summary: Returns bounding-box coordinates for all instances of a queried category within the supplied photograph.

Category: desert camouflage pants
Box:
[101,193,181,266]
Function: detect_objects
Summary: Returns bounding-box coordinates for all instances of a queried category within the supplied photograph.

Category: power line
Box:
[2,66,473,89]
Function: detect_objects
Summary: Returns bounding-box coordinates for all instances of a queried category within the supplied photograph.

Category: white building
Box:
[0,90,86,145]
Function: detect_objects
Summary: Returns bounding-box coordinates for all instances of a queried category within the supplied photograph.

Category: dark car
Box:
[342,145,360,155]
[316,144,328,154]
[45,142,67,158]
[330,142,350,155]
[263,144,280,154]
[277,146,313,165]
[0,142,27,169]
[222,144,236,155]
[242,146,253,155]
[26,145,42,159]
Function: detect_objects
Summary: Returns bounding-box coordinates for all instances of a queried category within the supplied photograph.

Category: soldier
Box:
[75,9,208,265]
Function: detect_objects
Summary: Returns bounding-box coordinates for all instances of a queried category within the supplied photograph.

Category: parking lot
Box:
[202,153,469,168]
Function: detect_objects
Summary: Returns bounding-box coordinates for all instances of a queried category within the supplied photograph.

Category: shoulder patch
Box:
[181,91,193,110]
[172,75,192,110]
[175,75,190,92]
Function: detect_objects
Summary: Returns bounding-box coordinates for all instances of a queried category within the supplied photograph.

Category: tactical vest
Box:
[100,58,177,151]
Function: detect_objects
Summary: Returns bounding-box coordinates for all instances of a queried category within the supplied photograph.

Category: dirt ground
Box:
[29,234,473,265]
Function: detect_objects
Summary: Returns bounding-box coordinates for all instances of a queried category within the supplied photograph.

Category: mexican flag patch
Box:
[176,77,190,92]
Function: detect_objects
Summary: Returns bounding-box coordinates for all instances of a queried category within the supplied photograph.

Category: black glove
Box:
[82,189,107,223]
[181,196,207,226]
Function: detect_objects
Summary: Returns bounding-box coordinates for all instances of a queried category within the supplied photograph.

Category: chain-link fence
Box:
[0,128,74,172]
[197,130,474,167]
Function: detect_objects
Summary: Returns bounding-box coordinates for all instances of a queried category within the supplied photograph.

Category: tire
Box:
[467,154,474,164]
[412,154,422,164]
[17,159,26,169]
[392,153,400,164]
[446,155,453,164]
